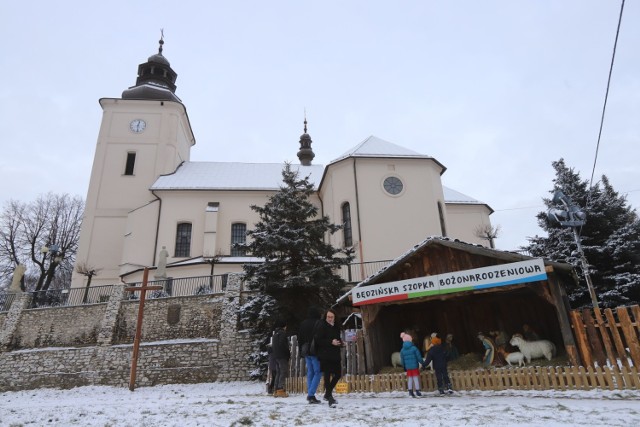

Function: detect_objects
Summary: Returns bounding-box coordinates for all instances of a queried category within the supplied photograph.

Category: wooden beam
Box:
[547,275,581,366]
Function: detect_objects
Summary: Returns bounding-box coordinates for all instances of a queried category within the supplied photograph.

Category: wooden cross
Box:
[124,267,163,391]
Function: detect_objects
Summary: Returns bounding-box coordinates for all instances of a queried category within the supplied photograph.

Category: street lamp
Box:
[547,191,599,309]
[41,244,63,262]
[40,244,64,292]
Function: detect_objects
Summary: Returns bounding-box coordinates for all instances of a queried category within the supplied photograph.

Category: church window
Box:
[175,222,192,257]
[438,202,447,237]
[124,152,136,176]
[342,202,353,247]
[231,223,247,256]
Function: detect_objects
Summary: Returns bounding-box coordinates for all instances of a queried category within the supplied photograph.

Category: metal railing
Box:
[28,285,116,309]
[0,292,17,312]
[15,261,388,310]
[337,260,393,283]
[124,274,228,300]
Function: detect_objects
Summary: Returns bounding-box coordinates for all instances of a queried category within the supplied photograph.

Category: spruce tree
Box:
[525,159,640,308]
[237,164,353,377]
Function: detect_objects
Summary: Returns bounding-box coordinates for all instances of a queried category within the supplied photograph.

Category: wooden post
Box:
[547,274,581,366]
[125,268,163,391]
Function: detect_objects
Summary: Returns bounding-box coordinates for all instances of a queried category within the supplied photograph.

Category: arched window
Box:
[342,202,353,247]
[438,202,447,237]
[231,223,247,256]
[174,222,192,257]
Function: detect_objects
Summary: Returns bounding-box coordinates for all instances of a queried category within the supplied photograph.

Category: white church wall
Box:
[445,204,493,247]
[341,157,446,262]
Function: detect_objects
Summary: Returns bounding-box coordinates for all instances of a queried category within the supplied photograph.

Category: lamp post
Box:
[547,191,599,309]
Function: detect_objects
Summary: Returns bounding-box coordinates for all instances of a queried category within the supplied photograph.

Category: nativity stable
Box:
[340,237,581,374]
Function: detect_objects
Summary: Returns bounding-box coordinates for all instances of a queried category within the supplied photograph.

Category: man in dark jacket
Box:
[423,336,453,395]
[272,319,290,397]
[298,306,323,404]
[314,309,343,406]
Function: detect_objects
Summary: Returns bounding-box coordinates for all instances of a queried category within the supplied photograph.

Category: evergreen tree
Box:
[237,164,353,378]
[525,159,640,308]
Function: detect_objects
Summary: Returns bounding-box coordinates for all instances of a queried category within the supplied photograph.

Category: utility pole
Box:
[547,190,599,309]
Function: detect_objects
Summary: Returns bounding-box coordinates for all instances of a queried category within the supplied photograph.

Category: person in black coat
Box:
[298,306,323,404]
[314,309,343,405]
[423,336,453,395]
[272,319,290,397]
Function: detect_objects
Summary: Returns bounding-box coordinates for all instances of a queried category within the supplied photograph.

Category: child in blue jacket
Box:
[399,332,423,397]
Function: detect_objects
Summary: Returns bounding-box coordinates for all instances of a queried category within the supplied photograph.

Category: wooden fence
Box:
[286,365,640,394]
[286,304,640,394]
[569,305,640,369]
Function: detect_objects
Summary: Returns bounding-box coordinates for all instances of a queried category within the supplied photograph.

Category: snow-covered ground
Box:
[1,381,639,426]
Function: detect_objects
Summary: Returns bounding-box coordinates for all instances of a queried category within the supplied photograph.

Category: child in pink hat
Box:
[399,332,423,397]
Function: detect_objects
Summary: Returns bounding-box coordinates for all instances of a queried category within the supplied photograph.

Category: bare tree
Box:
[474,224,501,249]
[76,262,101,303]
[0,193,84,292]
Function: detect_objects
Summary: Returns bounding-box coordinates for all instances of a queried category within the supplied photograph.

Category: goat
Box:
[497,347,525,367]
[509,335,556,363]
[391,352,402,368]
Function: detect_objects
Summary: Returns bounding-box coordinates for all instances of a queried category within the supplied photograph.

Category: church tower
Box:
[72,37,195,287]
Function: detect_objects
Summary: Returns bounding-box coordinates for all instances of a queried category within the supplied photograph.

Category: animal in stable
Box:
[497,347,526,367]
[509,335,556,364]
[391,352,402,368]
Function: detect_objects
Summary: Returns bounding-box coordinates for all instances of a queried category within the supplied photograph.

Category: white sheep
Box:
[509,335,556,363]
[391,351,402,368]
[500,349,525,367]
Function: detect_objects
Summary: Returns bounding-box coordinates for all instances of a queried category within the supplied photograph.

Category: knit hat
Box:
[400,332,413,342]
[431,337,442,345]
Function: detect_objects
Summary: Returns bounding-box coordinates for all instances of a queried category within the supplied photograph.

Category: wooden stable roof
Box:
[340,237,577,304]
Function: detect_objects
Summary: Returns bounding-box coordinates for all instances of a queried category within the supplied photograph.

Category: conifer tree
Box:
[237,164,353,377]
[526,159,640,308]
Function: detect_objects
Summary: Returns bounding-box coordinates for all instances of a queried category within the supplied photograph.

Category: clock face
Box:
[130,119,146,133]
[383,176,404,195]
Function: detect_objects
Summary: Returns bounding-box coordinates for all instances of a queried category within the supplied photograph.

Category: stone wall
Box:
[0,273,254,391]
[115,295,223,344]
[0,312,6,330]
[11,304,106,348]
[0,340,221,392]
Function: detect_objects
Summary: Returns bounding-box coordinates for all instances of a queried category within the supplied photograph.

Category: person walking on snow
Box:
[298,306,323,404]
[314,309,343,406]
[399,332,423,397]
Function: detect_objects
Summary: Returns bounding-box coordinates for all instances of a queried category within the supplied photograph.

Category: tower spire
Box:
[159,29,164,55]
[121,31,180,102]
[297,112,315,166]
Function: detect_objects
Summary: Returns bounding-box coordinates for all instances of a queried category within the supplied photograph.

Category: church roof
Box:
[151,162,324,191]
[151,161,487,207]
[442,186,482,205]
[331,136,438,164]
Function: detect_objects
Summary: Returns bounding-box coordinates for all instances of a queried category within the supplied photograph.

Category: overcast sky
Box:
[0,1,638,251]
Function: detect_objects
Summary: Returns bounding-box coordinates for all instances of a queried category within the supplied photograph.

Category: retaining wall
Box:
[0,273,253,391]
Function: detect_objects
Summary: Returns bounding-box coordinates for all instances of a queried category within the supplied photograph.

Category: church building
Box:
[71,40,494,288]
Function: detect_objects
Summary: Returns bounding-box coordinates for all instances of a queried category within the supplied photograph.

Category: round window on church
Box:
[383,176,404,195]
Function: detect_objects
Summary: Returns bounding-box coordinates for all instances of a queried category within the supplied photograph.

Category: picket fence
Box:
[286,303,640,394]
[286,365,640,394]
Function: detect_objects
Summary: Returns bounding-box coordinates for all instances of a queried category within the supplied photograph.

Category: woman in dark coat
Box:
[314,308,343,406]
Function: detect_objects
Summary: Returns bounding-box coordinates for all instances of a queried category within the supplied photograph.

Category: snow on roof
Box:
[442,186,482,204]
[151,162,324,191]
[331,135,434,164]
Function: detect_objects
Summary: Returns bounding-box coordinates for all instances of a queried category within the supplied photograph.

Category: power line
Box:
[587,0,626,205]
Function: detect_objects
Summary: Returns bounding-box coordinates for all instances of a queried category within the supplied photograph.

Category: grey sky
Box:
[0,1,638,251]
